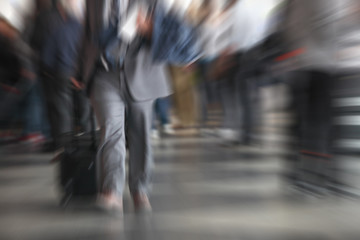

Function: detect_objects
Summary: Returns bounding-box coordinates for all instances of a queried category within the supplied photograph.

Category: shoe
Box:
[163,124,175,135]
[96,193,123,216]
[199,128,216,137]
[0,131,17,144]
[17,133,46,145]
[132,192,152,213]
[217,128,239,141]
[151,129,160,140]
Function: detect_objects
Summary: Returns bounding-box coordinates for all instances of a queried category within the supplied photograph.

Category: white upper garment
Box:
[0,0,35,32]
[201,0,281,58]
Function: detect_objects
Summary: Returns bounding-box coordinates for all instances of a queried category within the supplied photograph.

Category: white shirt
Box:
[231,0,281,51]
[201,0,281,58]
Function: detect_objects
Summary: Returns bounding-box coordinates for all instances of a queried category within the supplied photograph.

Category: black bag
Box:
[59,108,98,206]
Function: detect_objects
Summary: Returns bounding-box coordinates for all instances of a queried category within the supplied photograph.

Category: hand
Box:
[182,63,196,72]
[70,77,84,90]
[136,10,153,37]
[21,69,36,82]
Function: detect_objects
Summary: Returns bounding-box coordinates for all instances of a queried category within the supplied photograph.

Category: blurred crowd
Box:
[1,0,360,195]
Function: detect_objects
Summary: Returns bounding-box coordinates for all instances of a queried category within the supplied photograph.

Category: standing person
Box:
[74,0,172,212]
[204,0,242,142]
[210,0,279,144]
[279,0,346,190]
[39,0,85,151]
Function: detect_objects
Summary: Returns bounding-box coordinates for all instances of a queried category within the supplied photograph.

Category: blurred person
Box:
[188,0,220,132]
[74,0,172,212]
[38,0,86,151]
[0,4,46,146]
[163,0,203,131]
[26,0,54,143]
[207,0,279,144]
[169,65,200,129]
[203,0,243,142]
[0,17,22,141]
[277,0,349,191]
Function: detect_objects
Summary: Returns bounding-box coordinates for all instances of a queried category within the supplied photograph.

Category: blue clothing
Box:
[21,81,50,137]
[41,10,83,78]
[153,97,171,128]
[98,22,129,69]
[152,6,201,65]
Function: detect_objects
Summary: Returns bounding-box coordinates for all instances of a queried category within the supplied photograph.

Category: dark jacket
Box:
[40,9,83,78]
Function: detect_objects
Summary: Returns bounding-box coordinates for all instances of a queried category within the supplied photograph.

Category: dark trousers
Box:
[217,51,260,142]
[42,75,73,149]
[287,70,333,154]
[236,74,258,143]
[285,70,334,187]
[218,78,241,130]
[197,60,218,128]
[21,81,51,137]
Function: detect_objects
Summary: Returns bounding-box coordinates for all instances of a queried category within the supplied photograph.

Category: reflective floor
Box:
[1,137,360,240]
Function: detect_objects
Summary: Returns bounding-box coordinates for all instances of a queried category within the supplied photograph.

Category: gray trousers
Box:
[90,70,154,196]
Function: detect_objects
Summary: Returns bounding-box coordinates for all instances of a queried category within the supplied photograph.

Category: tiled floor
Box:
[1,137,360,240]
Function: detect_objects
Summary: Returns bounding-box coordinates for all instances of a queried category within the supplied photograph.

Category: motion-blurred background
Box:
[2,0,360,239]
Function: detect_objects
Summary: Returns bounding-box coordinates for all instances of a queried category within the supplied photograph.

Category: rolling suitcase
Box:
[59,107,98,207]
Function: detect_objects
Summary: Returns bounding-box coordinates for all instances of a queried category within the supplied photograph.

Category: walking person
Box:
[74,0,172,212]
[39,0,85,151]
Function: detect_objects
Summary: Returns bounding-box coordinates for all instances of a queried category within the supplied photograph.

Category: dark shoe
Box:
[132,192,152,213]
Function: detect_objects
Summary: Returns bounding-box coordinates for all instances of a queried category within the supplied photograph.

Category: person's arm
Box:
[70,4,91,90]
[70,22,86,90]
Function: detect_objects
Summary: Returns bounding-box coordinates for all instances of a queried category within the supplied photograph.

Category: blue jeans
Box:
[21,81,50,136]
[0,80,50,137]
[153,97,170,129]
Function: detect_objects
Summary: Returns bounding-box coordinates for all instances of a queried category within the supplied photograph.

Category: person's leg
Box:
[301,71,333,189]
[156,97,170,126]
[156,97,175,135]
[151,99,160,139]
[197,62,210,128]
[35,78,51,139]
[90,71,126,203]
[238,75,257,144]
[284,71,311,184]
[127,98,154,210]
[127,98,154,194]
[42,75,73,150]
[21,82,43,137]
[218,78,240,141]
